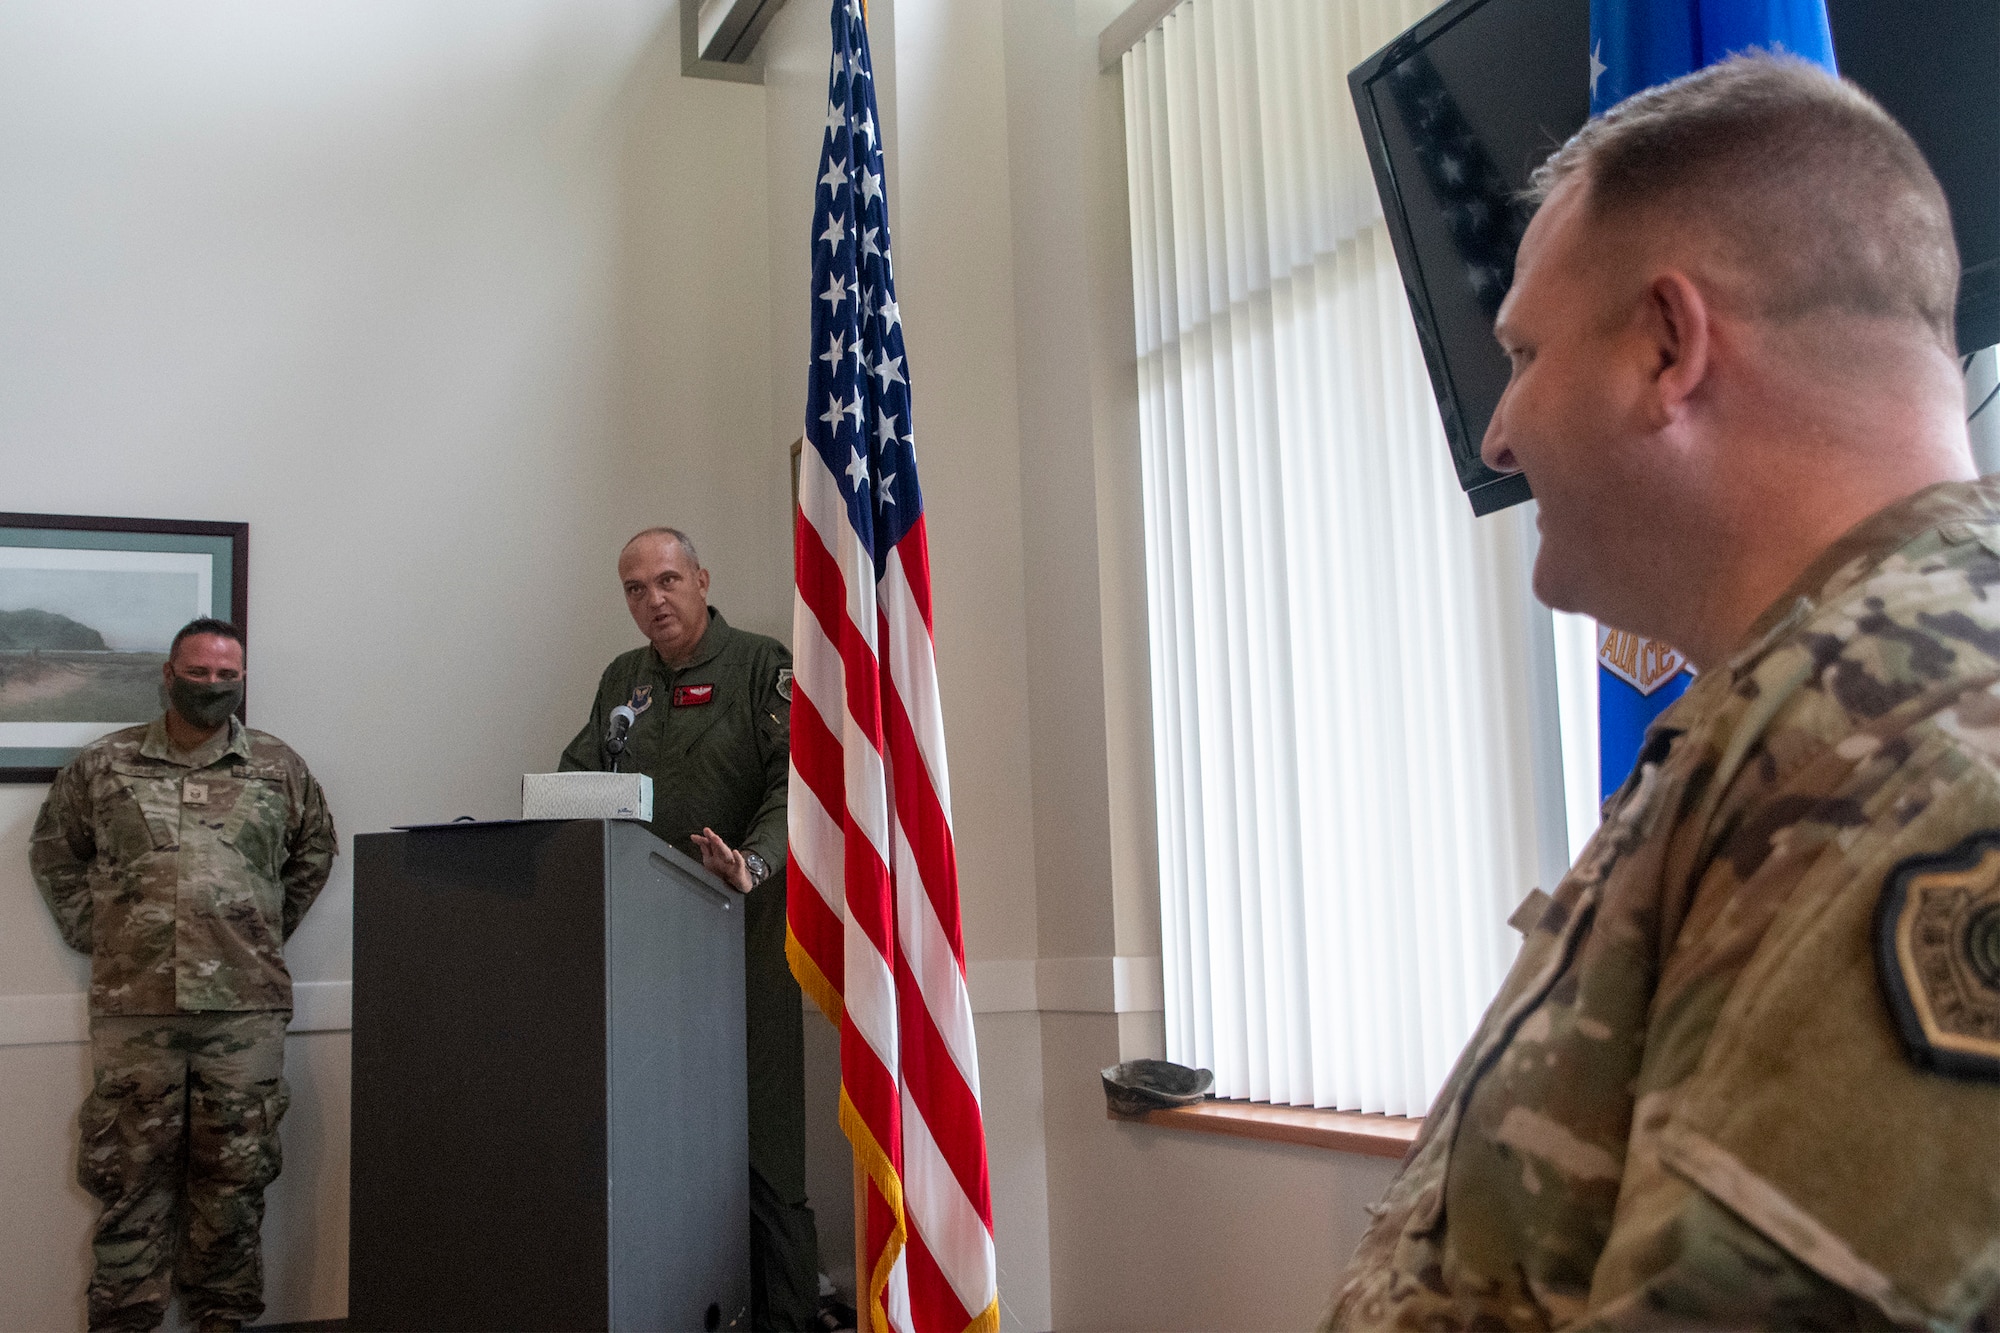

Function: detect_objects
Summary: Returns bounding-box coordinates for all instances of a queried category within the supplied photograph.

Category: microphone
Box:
[605,704,638,769]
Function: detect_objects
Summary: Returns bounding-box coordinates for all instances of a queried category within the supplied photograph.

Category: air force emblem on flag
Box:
[1598,626,1686,695]
[1877,832,2000,1080]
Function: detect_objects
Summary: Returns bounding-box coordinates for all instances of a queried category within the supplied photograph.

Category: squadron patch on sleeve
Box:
[776,668,793,703]
[1876,831,2000,1080]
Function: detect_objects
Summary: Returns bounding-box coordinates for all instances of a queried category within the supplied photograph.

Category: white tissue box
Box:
[521,772,654,822]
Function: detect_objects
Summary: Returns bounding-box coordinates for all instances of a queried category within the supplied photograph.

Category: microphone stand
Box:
[604,705,636,773]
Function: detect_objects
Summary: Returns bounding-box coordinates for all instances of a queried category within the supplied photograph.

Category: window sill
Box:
[1107,1099,1421,1159]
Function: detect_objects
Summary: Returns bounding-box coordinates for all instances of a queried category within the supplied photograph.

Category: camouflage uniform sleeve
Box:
[740,640,792,875]
[1576,1191,1891,1330]
[29,755,96,952]
[1586,716,2000,1329]
[280,760,338,939]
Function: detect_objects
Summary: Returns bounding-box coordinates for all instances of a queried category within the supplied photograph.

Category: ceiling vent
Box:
[683,0,790,84]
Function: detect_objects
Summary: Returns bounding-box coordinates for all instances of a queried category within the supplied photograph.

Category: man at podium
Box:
[560,527,821,1331]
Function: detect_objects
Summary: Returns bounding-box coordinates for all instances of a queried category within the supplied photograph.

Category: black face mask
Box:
[164,675,243,730]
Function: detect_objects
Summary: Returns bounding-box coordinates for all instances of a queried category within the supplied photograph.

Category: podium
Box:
[349,819,750,1332]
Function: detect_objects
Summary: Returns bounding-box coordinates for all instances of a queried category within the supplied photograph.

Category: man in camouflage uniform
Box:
[32,618,337,1333]
[1329,59,2000,1328]
[560,527,821,1331]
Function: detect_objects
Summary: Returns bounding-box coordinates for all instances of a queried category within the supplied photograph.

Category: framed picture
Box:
[0,513,247,784]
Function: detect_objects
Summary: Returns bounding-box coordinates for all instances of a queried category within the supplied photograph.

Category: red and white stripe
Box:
[789,443,998,1333]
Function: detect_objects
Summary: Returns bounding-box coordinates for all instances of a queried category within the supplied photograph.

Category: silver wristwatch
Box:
[741,851,772,887]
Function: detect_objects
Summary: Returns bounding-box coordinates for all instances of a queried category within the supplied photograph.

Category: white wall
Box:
[0,3,778,1326]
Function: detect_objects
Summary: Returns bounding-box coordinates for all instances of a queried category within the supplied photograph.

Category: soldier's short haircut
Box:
[623,526,701,571]
[1531,54,1959,353]
[169,617,245,661]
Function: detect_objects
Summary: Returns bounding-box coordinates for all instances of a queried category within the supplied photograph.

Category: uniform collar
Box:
[1726,477,2000,679]
[651,606,734,675]
[140,713,250,769]
[1627,479,2000,765]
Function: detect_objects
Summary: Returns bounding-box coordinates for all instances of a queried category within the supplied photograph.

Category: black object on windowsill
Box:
[1101,1059,1214,1116]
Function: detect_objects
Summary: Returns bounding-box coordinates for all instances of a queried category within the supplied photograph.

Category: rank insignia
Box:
[673,683,715,707]
[183,779,209,805]
[1876,831,2000,1080]
[776,668,793,703]
[627,684,654,716]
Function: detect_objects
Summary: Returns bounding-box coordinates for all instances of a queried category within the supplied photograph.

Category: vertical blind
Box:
[1122,0,1545,1116]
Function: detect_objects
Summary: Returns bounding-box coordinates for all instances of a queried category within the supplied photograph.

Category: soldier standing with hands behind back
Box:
[32,618,336,1333]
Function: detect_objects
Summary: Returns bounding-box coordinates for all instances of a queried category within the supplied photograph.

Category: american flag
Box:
[784,4,999,1332]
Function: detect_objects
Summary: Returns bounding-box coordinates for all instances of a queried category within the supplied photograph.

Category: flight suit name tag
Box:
[182,779,210,805]
[673,684,715,707]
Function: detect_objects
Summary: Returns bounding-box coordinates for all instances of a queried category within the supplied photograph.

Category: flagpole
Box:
[850,5,870,1321]
[853,1158,872,1333]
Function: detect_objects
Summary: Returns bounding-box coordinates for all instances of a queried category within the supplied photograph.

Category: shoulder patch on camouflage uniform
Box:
[776,668,793,703]
[1876,831,2000,1080]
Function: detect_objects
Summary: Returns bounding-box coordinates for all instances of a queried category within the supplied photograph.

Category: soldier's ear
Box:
[1643,269,1713,428]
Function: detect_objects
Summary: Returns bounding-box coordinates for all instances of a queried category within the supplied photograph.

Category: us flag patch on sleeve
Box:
[1877,831,2000,1080]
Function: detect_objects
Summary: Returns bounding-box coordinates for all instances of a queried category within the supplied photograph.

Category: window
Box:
[1120,0,1596,1116]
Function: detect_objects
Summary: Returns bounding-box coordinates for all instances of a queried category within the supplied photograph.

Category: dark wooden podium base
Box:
[349,819,750,1332]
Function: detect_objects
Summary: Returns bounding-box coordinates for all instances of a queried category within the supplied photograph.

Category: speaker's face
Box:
[620,534,711,665]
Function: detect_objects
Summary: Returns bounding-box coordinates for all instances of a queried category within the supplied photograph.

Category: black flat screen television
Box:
[1349,0,2000,515]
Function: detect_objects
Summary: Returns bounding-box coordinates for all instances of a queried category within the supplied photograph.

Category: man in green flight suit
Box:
[1328,58,2000,1328]
[561,526,820,1331]
[32,618,338,1332]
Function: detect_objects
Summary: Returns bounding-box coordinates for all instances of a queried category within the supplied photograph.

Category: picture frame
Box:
[0,513,248,784]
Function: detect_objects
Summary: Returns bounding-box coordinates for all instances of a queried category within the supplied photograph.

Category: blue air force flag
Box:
[1588,0,1837,798]
[1589,0,1836,116]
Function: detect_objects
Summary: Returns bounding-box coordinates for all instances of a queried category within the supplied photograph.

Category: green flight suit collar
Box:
[139,713,250,769]
[650,607,735,675]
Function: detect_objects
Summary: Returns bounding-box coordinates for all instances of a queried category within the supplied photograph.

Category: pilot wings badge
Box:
[1877,831,2000,1081]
